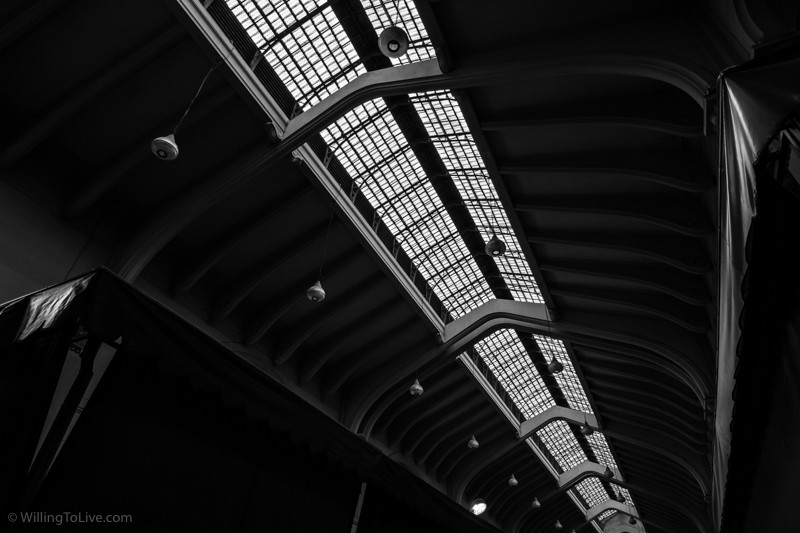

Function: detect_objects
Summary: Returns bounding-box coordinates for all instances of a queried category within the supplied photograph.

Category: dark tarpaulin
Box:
[0,269,500,533]
[715,46,800,531]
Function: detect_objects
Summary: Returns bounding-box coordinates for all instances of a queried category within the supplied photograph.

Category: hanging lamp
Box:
[485,233,507,256]
[409,378,424,396]
[532,497,541,509]
[508,474,518,487]
[467,434,480,449]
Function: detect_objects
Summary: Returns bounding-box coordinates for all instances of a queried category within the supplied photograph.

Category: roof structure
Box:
[1,0,799,531]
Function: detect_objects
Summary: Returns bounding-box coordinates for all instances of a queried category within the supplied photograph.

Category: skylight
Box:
[221,1,640,529]
[361,0,435,65]
[226,0,364,109]
[319,99,494,318]
[474,330,553,417]
[411,91,544,304]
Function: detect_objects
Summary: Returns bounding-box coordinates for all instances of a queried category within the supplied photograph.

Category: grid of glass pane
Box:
[410,91,543,303]
[537,420,586,472]
[474,330,554,418]
[534,335,592,413]
[598,510,618,522]
[575,477,610,509]
[360,0,435,65]
[227,0,365,109]
[320,99,494,317]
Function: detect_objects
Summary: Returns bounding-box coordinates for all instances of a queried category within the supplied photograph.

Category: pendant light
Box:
[547,357,564,374]
[467,434,480,449]
[615,492,625,503]
[307,211,335,303]
[532,497,541,509]
[629,517,637,525]
[485,233,507,256]
[152,59,223,161]
[580,423,594,436]
[469,498,487,516]
[508,474,518,487]
[378,0,409,58]
[603,466,614,478]
[554,520,563,530]
[409,378,424,396]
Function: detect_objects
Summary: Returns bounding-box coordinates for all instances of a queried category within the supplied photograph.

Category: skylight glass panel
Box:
[320,99,494,317]
[575,477,610,509]
[360,0,435,65]
[227,0,364,109]
[598,510,617,522]
[410,91,543,303]
[474,330,554,418]
[537,420,587,472]
[533,335,592,413]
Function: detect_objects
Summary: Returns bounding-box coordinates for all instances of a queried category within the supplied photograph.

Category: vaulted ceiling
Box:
[1,0,797,532]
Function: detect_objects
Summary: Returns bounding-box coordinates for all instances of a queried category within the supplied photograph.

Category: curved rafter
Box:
[0,24,186,169]
[548,285,711,333]
[63,87,237,219]
[538,260,711,305]
[298,306,414,383]
[172,185,312,294]
[528,231,712,274]
[515,195,713,236]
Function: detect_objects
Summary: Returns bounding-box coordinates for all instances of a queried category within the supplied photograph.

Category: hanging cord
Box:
[172,58,225,136]
[317,209,336,280]
[391,0,402,26]
[63,202,114,281]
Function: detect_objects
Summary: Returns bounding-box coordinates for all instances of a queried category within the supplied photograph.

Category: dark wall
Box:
[22,350,475,533]
[722,169,800,532]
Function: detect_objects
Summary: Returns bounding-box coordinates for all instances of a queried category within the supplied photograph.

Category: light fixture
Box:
[508,474,518,487]
[306,280,326,302]
[151,59,223,161]
[547,357,564,374]
[469,498,487,516]
[532,497,541,509]
[615,492,625,503]
[485,233,506,256]
[151,134,179,161]
[580,423,594,436]
[378,25,409,58]
[467,434,479,449]
[629,517,637,525]
[554,520,563,530]
[307,211,335,303]
[409,378,424,396]
[603,466,614,478]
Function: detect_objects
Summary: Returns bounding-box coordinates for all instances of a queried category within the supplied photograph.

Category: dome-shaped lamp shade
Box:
[467,434,480,449]
[629,517,637,525]
[555,520,563,530]
[547,357,564,374]
[409,378,424,396]
[604,466,614,478]
[580,423,594,436]
[615,492,625,503]
[306,280,326,302]
[378,25,409,58]
[151,134,179,161]
[508,474,518,487]
[532,497,541,509]
[469,498,487,516]
[485,234,507,256]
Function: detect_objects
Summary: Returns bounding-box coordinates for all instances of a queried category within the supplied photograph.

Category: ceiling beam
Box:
[173,186,312,294]
[349,300,710,435]
[514,196,713,237]
[0,0,72,53]
[480,114,703,137]
[113,2,715,287]
[212,221,340,321]
[538,260,710,305]
[63,87,235,219]
[500,160,712,193]
[272,273,386,366]
[547,285,710,333]
[242,250,366,346]
[528,231,712,274]
[0,24,185,169]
